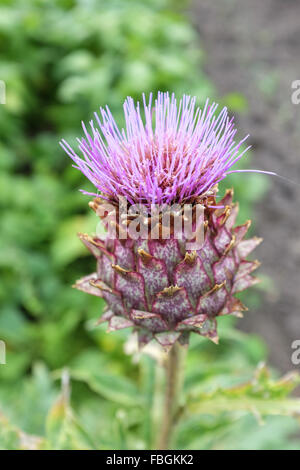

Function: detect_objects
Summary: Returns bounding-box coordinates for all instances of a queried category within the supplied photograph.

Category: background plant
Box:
[0,0,299,450]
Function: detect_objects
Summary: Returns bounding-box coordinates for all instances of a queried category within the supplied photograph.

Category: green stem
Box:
[157,343,186,450]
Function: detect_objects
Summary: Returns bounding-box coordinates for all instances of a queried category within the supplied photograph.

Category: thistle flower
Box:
[61,93,251,208]
[61,92,263,350]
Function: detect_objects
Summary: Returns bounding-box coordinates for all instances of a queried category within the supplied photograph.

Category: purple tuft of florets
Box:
[60,92,252,207]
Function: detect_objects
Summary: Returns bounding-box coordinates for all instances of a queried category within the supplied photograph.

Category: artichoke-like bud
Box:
[61,92,264,349]
[74,188,261,349]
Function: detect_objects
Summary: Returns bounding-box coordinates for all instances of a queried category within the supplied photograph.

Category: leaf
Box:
[188,365,300,421]
[69,368,143,407]
[46,370,98,450]
[51,213,98,267]
[0,413,45,450]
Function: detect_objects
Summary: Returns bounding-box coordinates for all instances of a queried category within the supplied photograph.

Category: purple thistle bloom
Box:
[60,92,256,207]
[66,92,268,349]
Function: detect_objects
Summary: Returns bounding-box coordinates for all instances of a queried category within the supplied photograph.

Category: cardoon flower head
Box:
[61,92,263,349]
[61,93,250,208]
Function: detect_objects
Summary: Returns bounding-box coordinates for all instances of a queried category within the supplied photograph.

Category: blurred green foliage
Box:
[0,0,299,450]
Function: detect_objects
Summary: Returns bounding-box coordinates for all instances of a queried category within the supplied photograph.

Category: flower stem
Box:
[157,343,186,450]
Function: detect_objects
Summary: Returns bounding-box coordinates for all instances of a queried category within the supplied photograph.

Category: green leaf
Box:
[46,370,98,450]
[0,413,45,450]
[51,213,98,267]
[188,365,300,421]
[69,368,143,407]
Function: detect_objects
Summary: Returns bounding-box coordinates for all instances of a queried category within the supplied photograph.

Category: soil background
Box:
[191,0,300,371]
